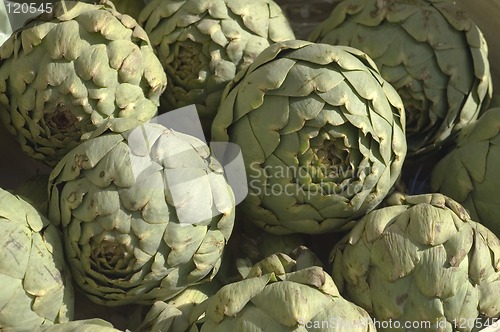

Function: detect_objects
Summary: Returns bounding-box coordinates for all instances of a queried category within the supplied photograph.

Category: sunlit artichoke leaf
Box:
[205,274,272,323]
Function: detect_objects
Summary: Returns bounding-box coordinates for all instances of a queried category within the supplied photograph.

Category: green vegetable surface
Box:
[310,0,492,157]
[212,39,407,235]
[47,120,235,306]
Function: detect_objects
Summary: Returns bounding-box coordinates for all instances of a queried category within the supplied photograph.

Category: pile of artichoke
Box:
[0,0,499,331]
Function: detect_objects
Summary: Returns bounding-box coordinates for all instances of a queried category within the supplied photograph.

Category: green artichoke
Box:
[138,0,295,136]
[0,187,74,331]
[137,281,223,332]
[40,318,123,332]
[189,267,376,331]
[431,107,500,237]
[0,1,167,166]
[330,193,500,331]
[309,0,492,157]
[47,120,235,306]
[212,39,407,235]
[13,174,50,216]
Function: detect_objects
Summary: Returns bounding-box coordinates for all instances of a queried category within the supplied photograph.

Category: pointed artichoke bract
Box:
[212,39,407,235]
[309,0,493,157]
[431,107,500,237]
[0,1,167,166]
[47,120,235,306]
[138,0,295,136]
[188,267,376,331]
[0,188,74,331]
[330,193,500,331]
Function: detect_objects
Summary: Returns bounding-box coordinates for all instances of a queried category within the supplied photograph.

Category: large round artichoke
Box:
[309,0,492,157]
[330,193,500,331]
[0,1,167,166]
[138,0,295,135]
[188,266,376,331]
[47,120,235,306]
[0,187,74,331]
[0,1,11,45]
[431,107,500,237]
[212,39,407,235]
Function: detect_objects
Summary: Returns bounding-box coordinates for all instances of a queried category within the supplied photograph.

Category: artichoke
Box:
[330,193,500,331]
[309,0,492,157]
[0,187,74,331]
[138,0,295,136]
[47,120,235,306]
[137,281,223,332]
[0,1,167,166]
[107,0,146,21]
[212,39,407,235]
[0,0,11,45]
[189,266,376,331]
[431,107,500,237]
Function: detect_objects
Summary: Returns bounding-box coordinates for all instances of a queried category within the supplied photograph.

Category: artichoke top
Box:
[212,39,407,235]
[0,0,167,165]
[310,0,493,157]
[189,267,376,331]
[331,192,500,331]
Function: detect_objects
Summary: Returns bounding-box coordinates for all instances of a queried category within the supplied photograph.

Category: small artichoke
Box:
[0,1,167,165]
[47,120,235,306]
[330,193,500,331]
[136,281,223,332]
[189,267,376,331]
[431,107,500,237]
[309,0,493,157]
[212,39,407,235]
[138,0,295,135]
[0,0,11,45]
[0,187,74,331]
